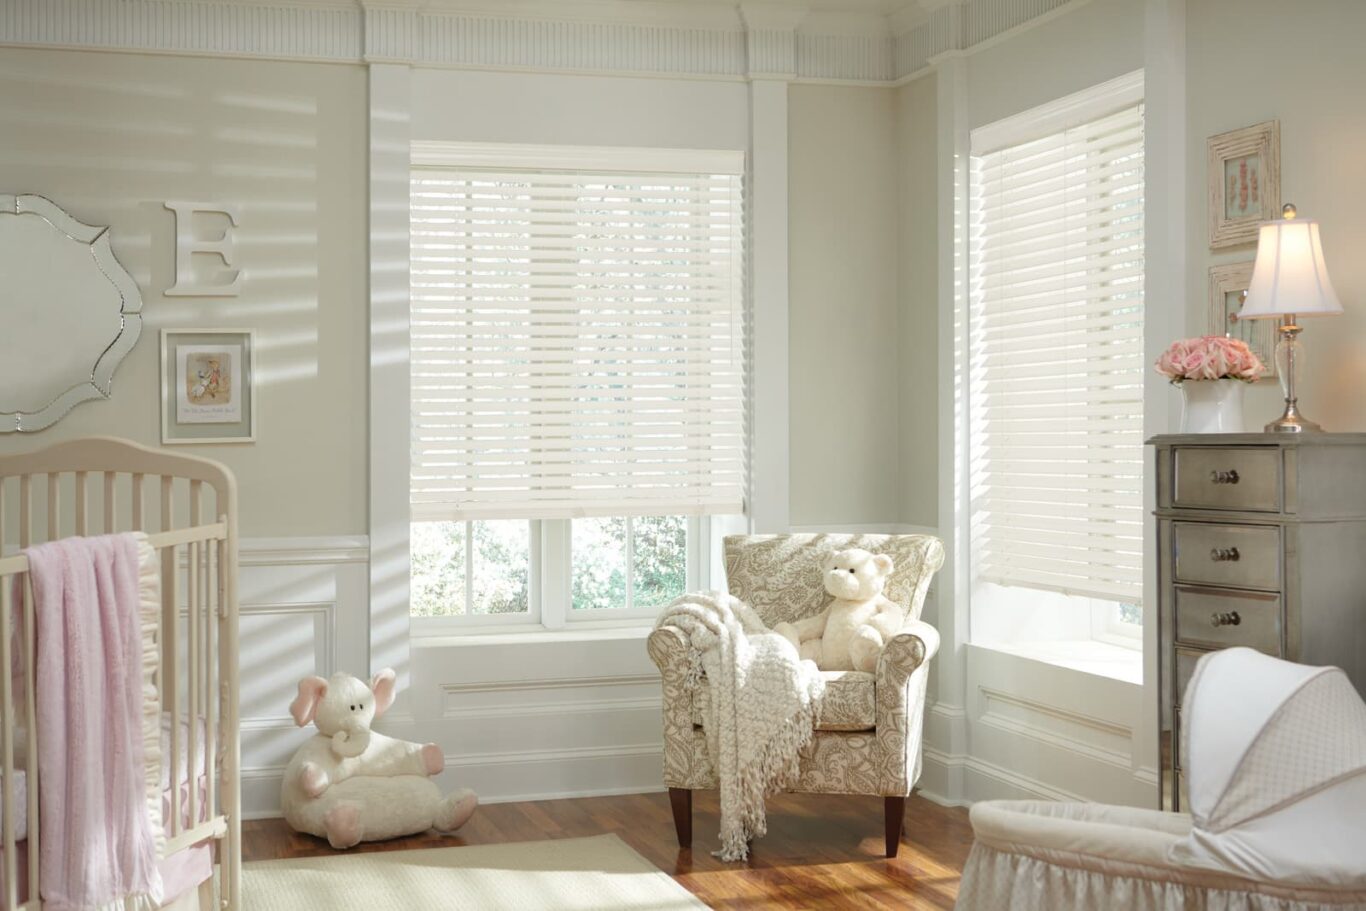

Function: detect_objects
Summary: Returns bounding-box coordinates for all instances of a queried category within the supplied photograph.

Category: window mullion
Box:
[463,519,474,617]
[541,518,569,630]
[624,517,635,611]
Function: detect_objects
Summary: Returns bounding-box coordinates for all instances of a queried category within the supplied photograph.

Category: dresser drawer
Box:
[1174,585,1281,654]
[1173,446,1281,512]
[1173,522,1280,591]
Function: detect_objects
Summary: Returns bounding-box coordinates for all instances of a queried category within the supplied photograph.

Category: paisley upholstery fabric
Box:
[648,534,945,799]
[693,670,877,732]
[723,533,943,627]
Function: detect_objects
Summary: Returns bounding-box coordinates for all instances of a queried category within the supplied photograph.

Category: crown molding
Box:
[0,0,1088,84]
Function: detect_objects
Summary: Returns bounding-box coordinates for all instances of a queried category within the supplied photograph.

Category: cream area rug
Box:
[242,834,708,910]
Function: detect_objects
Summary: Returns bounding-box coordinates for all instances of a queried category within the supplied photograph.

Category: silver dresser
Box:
[1152,433,1366,811]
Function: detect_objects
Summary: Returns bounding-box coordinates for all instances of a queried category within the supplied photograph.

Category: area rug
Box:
[242,833,708,910]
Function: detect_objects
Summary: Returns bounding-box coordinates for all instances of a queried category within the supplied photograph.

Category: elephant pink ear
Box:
[290,676,328,727]
[371,668,398,718]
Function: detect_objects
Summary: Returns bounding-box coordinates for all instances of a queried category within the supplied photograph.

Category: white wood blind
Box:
[409,148,746,521]
[970,99,1145,604]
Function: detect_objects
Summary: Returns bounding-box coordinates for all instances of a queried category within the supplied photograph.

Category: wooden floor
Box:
[243,790,973,909]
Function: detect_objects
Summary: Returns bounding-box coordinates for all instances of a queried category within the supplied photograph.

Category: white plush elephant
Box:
[282,668,477,848]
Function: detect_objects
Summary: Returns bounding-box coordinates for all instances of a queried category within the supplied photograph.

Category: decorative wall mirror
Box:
[0,194,143,432]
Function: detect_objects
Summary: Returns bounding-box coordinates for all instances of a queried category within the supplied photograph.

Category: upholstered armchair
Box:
[647,533,945,857]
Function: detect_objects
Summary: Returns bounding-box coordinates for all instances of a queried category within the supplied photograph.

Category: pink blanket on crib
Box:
[21,534,163,911]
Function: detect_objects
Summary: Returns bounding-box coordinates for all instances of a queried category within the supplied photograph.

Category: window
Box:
[408,143,745,626]
[968,73,1145,642]
[572,515,689,613]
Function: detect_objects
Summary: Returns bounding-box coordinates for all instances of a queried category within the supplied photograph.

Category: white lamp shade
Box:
[1239,218,1344,319]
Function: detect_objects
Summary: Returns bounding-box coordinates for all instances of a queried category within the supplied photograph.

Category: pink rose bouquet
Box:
[1155,336,1264,383]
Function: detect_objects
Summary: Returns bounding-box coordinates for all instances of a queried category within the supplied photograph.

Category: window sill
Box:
[412,622,655,648]
[973,639,1143,686]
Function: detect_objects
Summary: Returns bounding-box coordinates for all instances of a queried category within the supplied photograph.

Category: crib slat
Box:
[103,472,116,534]
[74,470,88,536]
[46,473,59,542]
[166,542,181,838]
[18,476,30,550]
[160,476,172,536]
[206,540,218,821]
[131,473,145,532]
[0,480,7,558]
[220,529,241,911]
[22,577,38,906]
[188,540,199,830]
[1,584,17,910]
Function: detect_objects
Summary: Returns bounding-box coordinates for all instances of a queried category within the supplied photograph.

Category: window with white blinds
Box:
[410,144,746,522]
[969,78,1145,605]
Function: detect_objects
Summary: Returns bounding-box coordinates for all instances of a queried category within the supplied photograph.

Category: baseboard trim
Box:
[920,746,1089,805]
[444,742,662,768]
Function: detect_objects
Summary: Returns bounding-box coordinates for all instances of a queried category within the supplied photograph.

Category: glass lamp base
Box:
[1266,318,1324,433]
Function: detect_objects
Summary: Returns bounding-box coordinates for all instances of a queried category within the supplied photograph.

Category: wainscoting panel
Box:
[236,536,370,818]
[236,540,669,817]
[960,644,1150,806]
[402,630,667,809]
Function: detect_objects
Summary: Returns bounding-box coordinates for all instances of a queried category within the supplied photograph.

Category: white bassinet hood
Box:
[1171,648,1366,888]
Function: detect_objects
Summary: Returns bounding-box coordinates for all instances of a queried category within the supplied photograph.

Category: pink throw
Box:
[24,534,162,911]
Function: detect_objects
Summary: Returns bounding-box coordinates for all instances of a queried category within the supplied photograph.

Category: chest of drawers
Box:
[1151,433,1366,811]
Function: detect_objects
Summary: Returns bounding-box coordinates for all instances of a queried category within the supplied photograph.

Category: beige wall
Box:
[410,67,749,150]
[0,48,369,537]
[966,0,1144,130]
[1186,0,1366,432]
[896,73,939,529]
[787,83,901,527]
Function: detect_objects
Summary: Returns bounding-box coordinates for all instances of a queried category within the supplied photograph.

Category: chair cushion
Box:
[690,670,876,732]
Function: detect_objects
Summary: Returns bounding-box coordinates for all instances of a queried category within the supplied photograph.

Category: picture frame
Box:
[1207,120,1280,249]
[160,329,256,444]
[1208,262,1276,380]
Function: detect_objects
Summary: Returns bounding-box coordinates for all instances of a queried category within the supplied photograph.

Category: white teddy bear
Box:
[773,548,903,673]
[282,668,478,849]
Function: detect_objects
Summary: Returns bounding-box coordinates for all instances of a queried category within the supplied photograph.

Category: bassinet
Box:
[955,648,1366,910]
[0,437,242,910]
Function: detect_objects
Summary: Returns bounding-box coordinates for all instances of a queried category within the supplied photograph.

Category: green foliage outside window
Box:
[572,515,687,610]
[410,520,529,616]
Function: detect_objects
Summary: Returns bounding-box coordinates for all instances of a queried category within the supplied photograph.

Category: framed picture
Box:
[1208,262,1276,380]
[161,329,256,444]
[1208,120,1280,248]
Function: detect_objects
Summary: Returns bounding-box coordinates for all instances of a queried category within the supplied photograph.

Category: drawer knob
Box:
[1209,546,1241,562]
[1210,610,1242,628]
[1210,469,1240,485]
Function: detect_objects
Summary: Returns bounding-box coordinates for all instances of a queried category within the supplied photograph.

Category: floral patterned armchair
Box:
[647,533,945,857]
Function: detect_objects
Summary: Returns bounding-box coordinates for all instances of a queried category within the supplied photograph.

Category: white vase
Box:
[1180,379,1245,433]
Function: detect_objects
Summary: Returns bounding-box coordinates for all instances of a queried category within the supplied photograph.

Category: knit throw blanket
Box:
[656,592,824,861]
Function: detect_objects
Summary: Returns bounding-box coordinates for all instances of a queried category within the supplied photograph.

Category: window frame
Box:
[409,515,714,634]
[405,140,747,636]
[965,70,1147,647]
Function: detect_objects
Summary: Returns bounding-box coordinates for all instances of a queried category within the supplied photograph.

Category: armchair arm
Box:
[647,624,712,789]
[646,623,690,679]
[874,618,939,796]
[879,618,940,683]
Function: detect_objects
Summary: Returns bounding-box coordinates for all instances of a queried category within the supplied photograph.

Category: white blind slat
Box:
[411,159,747,521]
[970,100,1145,605]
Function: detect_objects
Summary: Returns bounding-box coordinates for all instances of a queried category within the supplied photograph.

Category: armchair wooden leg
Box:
[884,796,906,858]
[669,788,693,848]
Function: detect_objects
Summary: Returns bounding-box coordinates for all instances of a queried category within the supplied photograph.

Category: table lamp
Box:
[1237,203,1343,432]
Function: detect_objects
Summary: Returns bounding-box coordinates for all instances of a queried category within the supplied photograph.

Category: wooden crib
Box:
[0,437,241,910]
